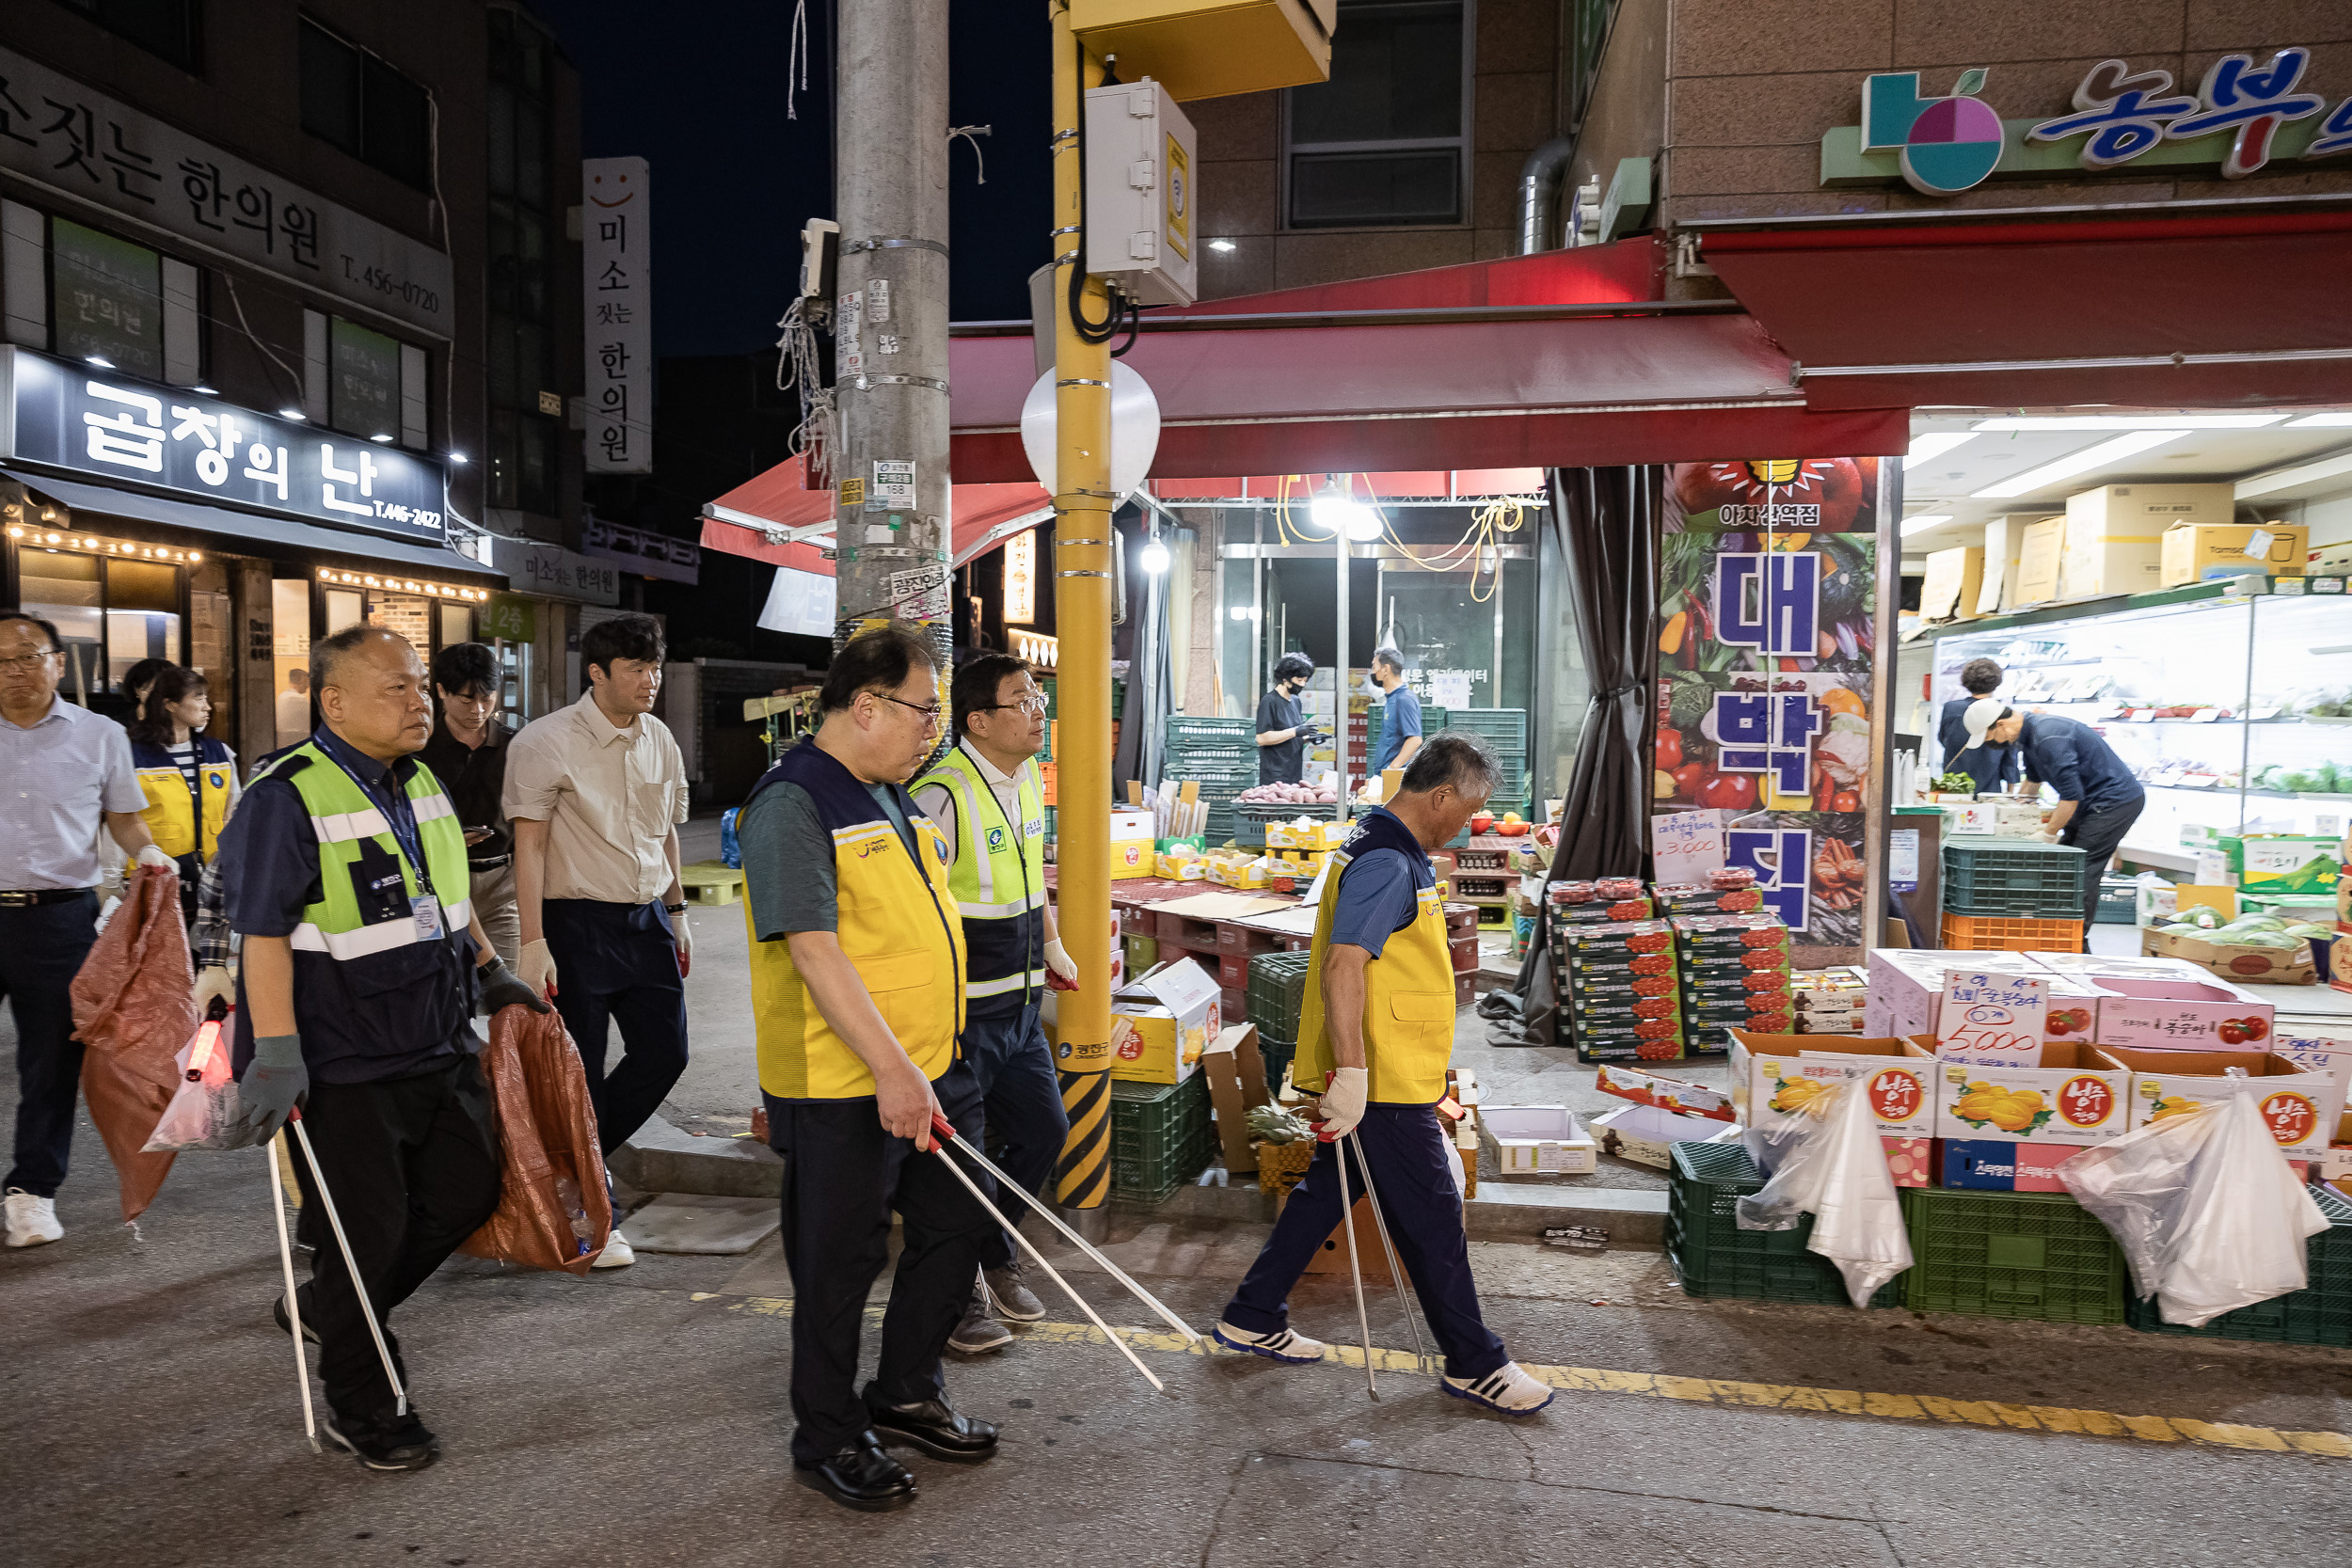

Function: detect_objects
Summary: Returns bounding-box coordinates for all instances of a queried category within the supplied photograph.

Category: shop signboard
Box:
[581,157,652,475]
[485,535,620,606]
[482,594,537,642]
[1657,458,1882,964]
[584,516,698,584]
[1824,49,2352,196]
[0,346,449,545]
[0,46,453,338]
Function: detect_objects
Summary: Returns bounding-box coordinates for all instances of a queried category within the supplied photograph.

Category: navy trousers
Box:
[543,897,690,1155]
[2,892,100,1198]
[765,1063,993,1465]
[1223,1102,1506,1381]
[961,1002,1070,1272]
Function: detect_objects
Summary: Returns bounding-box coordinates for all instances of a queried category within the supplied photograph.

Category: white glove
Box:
[673,910,692,977]
[1044,937,1077,984]
[2034,829,2061,844]
[518,938,559,998]
[1316,1066,1369,1139]
[194,965,235,1015]
[135,844,176,872]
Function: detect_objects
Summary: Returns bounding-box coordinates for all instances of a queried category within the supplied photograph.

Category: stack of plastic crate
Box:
[1442,708,1531,818]
[1162,716,1257,845]
[1940,838,2088,952]
[1110,1075,1216,1203]
[1246,950,1313,1091]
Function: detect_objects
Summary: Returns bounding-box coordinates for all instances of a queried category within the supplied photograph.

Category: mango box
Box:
[1942,1139,2080,1192]
[1107,957,1221,1085]
[1110,806,1156,881]
[1728,1032,1936,1187]
[2083,972,2274,1052]
[1931,1040,2130,1153]
[2093,1047,2341,1155]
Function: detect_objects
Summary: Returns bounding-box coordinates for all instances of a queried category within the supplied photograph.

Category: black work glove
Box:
[478,956,554,1016]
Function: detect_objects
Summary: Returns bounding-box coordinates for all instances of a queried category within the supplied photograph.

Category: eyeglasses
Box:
[982,696,1049,718]
[874,692,944,729]
[0,650,59,673]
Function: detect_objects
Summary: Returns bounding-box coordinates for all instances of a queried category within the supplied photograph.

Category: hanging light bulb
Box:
[1311,485,1382,542]
[1138,533,1169,574]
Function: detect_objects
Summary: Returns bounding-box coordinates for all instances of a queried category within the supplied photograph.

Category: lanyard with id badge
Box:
[324,749,444,943]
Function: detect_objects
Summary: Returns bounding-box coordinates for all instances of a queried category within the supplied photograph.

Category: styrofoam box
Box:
[1482,1105,1597,1176]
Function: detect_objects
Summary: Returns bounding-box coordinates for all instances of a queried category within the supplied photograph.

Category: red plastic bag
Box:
[460,1003,613,1275]
[71,866,197,1223]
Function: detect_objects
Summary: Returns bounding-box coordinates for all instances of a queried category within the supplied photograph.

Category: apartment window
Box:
[329,316,401,438]
[1565,0,1618,132]
[50,216,164,378]
[1284,1,1469,229]
[485,7,558,515]
[299,18,432,192]
[54,0,202,73]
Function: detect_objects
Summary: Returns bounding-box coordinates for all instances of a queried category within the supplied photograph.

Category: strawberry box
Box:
[1651,885,1770,916]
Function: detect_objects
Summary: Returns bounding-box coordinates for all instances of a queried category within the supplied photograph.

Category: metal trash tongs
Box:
[265,1111,410,1432]
[928,1113,1192,1394]
[1315,1118,1435,1397]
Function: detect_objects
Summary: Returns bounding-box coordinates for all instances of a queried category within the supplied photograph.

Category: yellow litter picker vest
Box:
[132,736,235,861]
[1296,807,1457,1103]
[742,738,967,1101]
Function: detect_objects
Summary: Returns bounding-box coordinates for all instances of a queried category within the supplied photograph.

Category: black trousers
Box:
[2,891,100,1198]
[765,1062,993,1465]
[543,897,690,1155]
[2062,797,2145,929]
[290,1054,501,1422]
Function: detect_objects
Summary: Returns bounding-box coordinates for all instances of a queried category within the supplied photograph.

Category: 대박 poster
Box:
[1656,458,1882,965]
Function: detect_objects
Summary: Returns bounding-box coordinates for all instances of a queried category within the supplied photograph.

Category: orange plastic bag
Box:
[461,1003,613,1275]
[71,866,198,1223]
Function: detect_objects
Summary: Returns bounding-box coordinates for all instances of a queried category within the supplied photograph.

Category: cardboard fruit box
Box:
[2079,972,2275,1052]
[1727,1032,1936,1187]
[2140,925,2318,986]
[2093,1047,2342,1157]
[1931,1040,2132,1193]
[1864,948,2106,1043]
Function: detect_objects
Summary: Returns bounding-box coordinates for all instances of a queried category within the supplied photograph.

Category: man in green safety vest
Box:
[217,626,545,1473]
[912,653,1073,1354]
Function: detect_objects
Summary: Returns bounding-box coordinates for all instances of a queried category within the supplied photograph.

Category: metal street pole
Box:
[1049,2,1117,1224]
[831,0,952,667]
[1335,537,1350,825]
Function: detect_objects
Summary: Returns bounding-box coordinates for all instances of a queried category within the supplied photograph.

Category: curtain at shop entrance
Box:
[1507,466,1662,1014]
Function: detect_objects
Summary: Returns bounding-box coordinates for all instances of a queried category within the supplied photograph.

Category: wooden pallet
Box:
[679,861,746,906]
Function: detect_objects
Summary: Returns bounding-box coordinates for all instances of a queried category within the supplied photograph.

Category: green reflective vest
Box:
[268,739,475,961]
[914,741,1046,1006]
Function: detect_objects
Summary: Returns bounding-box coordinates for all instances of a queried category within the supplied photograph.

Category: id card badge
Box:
[412,895,444,942]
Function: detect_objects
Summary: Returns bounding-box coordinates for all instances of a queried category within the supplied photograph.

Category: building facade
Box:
[0,0,595,755]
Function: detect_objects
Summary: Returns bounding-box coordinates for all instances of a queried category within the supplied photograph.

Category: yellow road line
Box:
[691,1291,2352,1459]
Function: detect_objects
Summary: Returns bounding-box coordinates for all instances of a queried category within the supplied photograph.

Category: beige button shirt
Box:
[503,694,690,903]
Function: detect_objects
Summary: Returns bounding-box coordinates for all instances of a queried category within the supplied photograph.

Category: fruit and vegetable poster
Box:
[1656,458,1883,963]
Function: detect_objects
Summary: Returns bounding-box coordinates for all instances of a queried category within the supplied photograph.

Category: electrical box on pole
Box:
[1084,80,1198,308]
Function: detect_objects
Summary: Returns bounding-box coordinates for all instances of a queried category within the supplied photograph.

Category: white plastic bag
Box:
[143,1013,247,1152]
[1737,1080,1913,1308]
[2060,1091,2328,1327]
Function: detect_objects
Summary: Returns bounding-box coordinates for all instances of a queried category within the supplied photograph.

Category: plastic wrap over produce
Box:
[2059,1088,2328,1327]
[1735,1077,1913,1308]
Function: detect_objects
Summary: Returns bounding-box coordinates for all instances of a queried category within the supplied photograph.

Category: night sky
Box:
[534,0,1052,356]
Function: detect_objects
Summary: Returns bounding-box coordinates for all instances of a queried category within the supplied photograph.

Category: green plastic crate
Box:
[1247,950,1313,1046]
[1940,839,2089,920]
[1259,1039,1297,1094]
[1666,1142,1904,1307]
[2124,1182,2352,1344]
[1111,1075,1214,1201]
[1901,1185,2126,1324]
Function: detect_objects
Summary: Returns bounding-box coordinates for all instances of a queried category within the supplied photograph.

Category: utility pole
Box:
[830,0,952,669]
[1047,1,1118,1223]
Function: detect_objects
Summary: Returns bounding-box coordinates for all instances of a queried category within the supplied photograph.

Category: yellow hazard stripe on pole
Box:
[1055,1068,1110,1207]
[693,1292,2352,1459]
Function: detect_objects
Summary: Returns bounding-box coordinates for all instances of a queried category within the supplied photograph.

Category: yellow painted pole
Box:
[1050,2,1116,1213]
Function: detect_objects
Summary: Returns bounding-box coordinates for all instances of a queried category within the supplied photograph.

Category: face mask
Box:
[1364,674,1382,696]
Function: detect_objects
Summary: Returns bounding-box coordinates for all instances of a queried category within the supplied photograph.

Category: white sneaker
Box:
[1443,1361,1554,1415]
[591,1229,636,1269]
[4,1188,63,1248]
[1212,1320,1326,1364]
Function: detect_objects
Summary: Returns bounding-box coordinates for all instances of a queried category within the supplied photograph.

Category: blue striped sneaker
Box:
[1213,1320,1326,1364]
[1442,1362,1554,1414]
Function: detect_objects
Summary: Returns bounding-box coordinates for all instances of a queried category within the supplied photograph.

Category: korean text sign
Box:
[582,157,652,475]
[3,347,448,544]
[1935,970,2049,1065]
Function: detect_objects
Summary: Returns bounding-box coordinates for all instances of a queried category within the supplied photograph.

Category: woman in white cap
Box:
[1962,699,2145,928]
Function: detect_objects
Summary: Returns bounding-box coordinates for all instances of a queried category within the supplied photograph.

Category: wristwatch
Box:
[664,901,688,915]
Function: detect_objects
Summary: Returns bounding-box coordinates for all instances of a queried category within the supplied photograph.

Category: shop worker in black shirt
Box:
[419,643,519,968]
[1255,652,1326,785]
[1937,657,2018,797]
[1961,697,2147,929]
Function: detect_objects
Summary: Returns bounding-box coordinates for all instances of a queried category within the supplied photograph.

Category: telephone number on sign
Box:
[377,504,443,529]
[340,258,443,315]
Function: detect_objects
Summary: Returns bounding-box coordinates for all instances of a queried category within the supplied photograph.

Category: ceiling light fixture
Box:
[371,433,395,443]
[448,451,469,465]
[1310,487,1383,542]
[1207,238,1237,253]
[1972,415,2288,432]
[279,407,307,421]
[1138,533,1169,574]
[1899,514,1955,536]
[85,356,114,369]
[1972,431,2185,499]
[1902,433,1977,470]
[190,384,218,395]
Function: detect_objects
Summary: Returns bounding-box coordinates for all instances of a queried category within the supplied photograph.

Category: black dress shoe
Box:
[795,1432,917,1513]
[322,1409,438,1472]
[864,1381,999,1464]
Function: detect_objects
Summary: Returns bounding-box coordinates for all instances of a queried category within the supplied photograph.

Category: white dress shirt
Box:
[502,693,690,903]
[0,696,147,889]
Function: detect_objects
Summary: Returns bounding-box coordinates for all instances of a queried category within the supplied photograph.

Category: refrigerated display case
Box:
[1930,585,2352,872]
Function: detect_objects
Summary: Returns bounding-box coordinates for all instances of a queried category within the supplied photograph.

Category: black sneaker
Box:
[323,1409,438,1472]
[270,1287,321,1344]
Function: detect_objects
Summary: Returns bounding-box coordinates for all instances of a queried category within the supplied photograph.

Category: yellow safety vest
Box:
[1295,812,1458,1103]
[132,737,234,861]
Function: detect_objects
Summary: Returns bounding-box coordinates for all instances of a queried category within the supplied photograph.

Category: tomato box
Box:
[2080,973,2276,1051]
[1727,1032,1937,1186]
[1931,1041,2133,1193]
[1650,885,1770,916]
[2094,1047,2342,1156]
[1864,948,2104,1046]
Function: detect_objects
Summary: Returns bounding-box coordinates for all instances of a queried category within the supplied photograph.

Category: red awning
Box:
[698,454,1053,577]
[1698,211,2352,411]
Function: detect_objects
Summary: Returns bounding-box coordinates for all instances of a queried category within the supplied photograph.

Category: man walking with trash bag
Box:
[215,625,545,1471]
[1214,732,1555,1415]
[1,610,178,1249]
[736,625,1001,1513]
[910,652,1073,1354]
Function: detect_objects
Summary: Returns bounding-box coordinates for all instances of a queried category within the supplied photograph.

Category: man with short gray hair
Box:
[1214,731,1554,1416]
